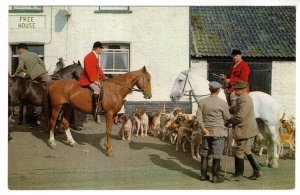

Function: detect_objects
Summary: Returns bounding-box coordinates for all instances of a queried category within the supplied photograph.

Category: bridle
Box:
[179,70,210,104]
[106,71,147,94]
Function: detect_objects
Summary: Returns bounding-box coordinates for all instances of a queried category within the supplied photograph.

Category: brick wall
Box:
[124,101,192,116]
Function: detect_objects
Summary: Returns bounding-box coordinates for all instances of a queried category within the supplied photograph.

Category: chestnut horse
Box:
[47,66,152,156]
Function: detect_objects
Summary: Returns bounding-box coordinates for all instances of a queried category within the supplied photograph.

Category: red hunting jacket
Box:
[79,51,105,86]
[225,60,250,93]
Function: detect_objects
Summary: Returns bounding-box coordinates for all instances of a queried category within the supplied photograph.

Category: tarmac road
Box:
[8,116,295,190]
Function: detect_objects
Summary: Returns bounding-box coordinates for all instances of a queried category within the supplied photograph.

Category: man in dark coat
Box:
[228,80,263,181]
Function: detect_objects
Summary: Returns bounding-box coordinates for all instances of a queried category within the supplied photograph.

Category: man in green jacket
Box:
[228,80,262,181]
[13,43,51,83]
[13,43,51,127]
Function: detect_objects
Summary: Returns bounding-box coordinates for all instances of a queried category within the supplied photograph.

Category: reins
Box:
[105,72,146,94]
[106,79,144,92]
[180,70,210,100]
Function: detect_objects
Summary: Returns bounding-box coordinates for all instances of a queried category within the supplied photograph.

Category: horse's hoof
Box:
[106,147,113,157]
[63,140,77,147]
[268,161,279,168]
[48,141,57,150]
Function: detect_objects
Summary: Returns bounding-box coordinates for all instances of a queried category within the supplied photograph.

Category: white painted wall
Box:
[272,61,296,118]
[8,6,190,102]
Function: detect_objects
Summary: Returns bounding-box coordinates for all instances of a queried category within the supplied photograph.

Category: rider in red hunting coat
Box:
[220,49,250,106]
[79,41,107,121]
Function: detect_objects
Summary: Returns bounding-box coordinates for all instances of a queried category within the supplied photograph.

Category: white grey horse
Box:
[170,69,281,168]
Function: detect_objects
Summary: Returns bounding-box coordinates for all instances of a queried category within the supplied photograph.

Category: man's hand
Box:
[202,128,210,136]
[220,74,226,79]
[93,80,101,87]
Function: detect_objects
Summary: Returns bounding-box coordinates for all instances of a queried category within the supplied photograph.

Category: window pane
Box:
[115,52,128,71]
[12,45,44,55]
[100,52,113,69]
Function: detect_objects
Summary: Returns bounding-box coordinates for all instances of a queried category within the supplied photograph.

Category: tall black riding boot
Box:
[212,158,224,183]
[92,94,100,122]
[229,157,244,181]
[200,156,210,181]
[247,154,263,180]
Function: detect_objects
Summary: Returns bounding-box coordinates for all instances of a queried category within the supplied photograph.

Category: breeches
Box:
[235,136,255,158]
[36,73,52,83]
[89,83,101,94]
[201,136,225,159]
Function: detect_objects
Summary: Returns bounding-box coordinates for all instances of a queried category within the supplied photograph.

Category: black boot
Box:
[212,158,224,183]
[247,154,263,180]
[92,94,100,122]
[228,157,244,181]
[200,156,210,181]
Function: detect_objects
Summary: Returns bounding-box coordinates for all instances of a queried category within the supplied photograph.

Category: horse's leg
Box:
[57,106,77,146]
[62,117,77,146]
[48,105,63,149]
[268,125,280,168]
[105,111,114,157]
[18,103,23,125]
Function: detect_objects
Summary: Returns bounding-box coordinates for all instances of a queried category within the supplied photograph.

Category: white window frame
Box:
[99,6,129,11]
[10,6,43,12]
[100,49,130,74]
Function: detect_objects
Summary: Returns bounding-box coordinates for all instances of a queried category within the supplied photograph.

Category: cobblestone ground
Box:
[8,116,295,190]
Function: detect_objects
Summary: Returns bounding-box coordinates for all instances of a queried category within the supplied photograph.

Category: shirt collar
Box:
[93,50,99,59]
[234,60,242,68]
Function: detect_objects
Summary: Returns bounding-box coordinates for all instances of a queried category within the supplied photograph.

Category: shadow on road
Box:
[129,140,199,169]
[148,154,199,179]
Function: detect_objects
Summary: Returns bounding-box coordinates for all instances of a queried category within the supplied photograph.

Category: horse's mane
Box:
[54,63,79,74]
[107,68,150,83]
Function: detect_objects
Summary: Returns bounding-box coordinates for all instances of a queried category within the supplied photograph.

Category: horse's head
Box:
[52,60,83,80]
[136,66,152,99]
[170,69,191,101]
[73,60,83,80]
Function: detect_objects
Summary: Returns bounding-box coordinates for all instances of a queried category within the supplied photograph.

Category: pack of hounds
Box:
[117,107,295,159]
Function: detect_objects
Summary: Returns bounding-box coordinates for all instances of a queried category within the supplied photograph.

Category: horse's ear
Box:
[77,60,81,66]
[73,60,76,64]
[142,66,147,72]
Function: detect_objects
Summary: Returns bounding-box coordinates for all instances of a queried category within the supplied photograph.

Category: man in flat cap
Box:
[196,81,230,183]
[220,49,250,107]
[79,41,108,122]
[228,80,262,181]
[12,43,52,128]
[13,43,51,83]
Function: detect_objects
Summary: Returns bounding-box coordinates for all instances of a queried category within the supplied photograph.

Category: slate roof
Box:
[191,6,296,58]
